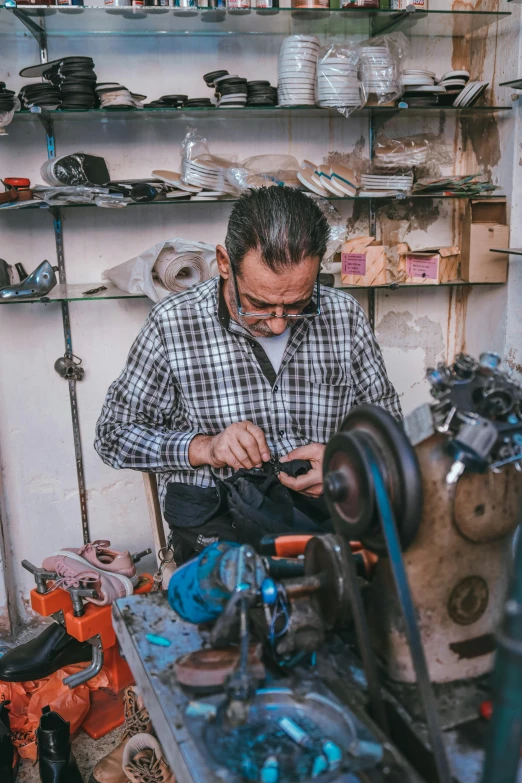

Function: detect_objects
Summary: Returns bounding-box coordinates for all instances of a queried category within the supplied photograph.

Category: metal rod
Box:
[481,514,522,783]
[365,443,452,783]
[44,86,90,544]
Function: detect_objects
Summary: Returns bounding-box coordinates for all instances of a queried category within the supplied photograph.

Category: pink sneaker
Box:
[42,553,134,606]
[61,540,138,586]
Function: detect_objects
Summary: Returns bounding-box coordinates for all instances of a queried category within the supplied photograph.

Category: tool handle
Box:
[266,557,305,579]
[258,534,313,557]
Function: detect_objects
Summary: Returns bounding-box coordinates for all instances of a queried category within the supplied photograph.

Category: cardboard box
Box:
[341,236,387,287]
[461,199,509,283]
[397,243,460,285]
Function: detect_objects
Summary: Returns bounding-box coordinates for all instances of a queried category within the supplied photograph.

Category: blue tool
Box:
[145,633,171,647]
[167,541,266,624]
[260,756,279,783]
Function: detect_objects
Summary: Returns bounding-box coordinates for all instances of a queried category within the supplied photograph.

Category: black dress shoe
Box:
[0,702,17,782]
[0,623,92,682]
[37,706,83,783]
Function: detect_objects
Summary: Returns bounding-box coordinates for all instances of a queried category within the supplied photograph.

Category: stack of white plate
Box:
[360,173,413,194]
[453,79,487,107]
[316,56,362,108]
[401,68,436,88]
[360,46,400,100]
[181,158,228,192]
[278,35,320,107]
[297,162,358,197]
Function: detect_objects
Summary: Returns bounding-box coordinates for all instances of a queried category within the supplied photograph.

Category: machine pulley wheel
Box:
[303,534,352,629]
[323,405,423,554]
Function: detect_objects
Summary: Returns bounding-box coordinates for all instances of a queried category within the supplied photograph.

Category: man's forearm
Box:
[188,434,213,467]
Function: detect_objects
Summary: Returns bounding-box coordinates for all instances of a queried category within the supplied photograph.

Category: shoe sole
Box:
[47,551,134,598]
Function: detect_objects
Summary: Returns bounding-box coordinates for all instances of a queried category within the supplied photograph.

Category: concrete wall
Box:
[0,0,520,634]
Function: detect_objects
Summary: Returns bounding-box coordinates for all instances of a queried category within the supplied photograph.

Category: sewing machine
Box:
[113,351,522,783]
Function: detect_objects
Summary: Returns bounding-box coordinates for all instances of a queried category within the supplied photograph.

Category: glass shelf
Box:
[11,104,512,123]
[0,5,510,38]
[0,278,505,305]
[0,193,505,214]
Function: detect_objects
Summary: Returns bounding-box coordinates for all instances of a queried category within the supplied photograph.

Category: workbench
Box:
[112,591,428,783]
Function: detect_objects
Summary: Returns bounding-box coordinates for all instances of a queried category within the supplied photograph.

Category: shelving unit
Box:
[0,2,511,541]
[0,278,505,306]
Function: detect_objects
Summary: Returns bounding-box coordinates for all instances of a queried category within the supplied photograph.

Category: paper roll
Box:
[154,249,210,293]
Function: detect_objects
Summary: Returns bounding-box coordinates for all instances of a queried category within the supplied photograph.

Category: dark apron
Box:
[163,461,332,564]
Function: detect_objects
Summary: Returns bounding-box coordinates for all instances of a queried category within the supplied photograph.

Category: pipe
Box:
[481,519,522,783]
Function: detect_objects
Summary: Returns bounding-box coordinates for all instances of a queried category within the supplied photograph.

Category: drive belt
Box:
[362,436,452,783]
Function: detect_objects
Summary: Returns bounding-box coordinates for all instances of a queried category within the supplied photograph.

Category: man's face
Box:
[218,246,319,338]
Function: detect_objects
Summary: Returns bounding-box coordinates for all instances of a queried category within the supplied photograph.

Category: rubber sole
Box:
[46,551,134,598]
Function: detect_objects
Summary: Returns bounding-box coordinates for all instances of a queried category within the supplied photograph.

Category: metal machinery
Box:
[153,351,522,783]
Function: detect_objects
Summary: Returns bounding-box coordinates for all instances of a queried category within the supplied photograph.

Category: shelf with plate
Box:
[0,4,510,39]
[0,193,507,213]
[9,104,512,125]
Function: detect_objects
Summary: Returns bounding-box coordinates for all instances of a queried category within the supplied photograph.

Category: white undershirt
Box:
[254,330,291,373]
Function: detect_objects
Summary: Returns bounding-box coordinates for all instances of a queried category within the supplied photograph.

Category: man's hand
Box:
[278,443,325,498]
[189,422,270,471]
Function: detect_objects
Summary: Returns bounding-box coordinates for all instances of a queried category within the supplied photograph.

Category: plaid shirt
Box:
[95,278,401,505]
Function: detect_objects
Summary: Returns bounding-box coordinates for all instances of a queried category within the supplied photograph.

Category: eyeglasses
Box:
[230,264,321,320]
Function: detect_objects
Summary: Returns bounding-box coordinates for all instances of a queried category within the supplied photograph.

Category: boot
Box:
[122,734,174,783]
[89,687,152,783]
[0,623,92,682]
[0,701,18,782]
[37,705,83,783]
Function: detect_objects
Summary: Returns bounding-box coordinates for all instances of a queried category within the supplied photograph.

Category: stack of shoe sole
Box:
[246,80,277,106]
[96,83,146,109]
[0,82,16,113]
[184,97,214,108]
[19,82,62,110]
[19,56,97,111]
[144,94,188,108]
[46,56,98,110]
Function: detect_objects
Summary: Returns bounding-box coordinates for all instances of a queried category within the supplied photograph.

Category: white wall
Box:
[0,1,520,632]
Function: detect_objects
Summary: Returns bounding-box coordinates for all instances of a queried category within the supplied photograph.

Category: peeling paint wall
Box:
[0,2,520,629]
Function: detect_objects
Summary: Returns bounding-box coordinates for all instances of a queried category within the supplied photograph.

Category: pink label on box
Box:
[406,255,439,280]
[342,252,367,276]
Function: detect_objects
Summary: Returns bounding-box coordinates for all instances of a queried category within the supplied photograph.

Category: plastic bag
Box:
[359,32,408,106]
[0,98,20,137]
[0,663,110,761]
[103,237,217,303]
[316,199,347,264]
[227,154,301,191]
[41,153,110,187]
[180,128,237,194]
[373,131,452,171]
[316,41,365,118]
[32,185,115,205]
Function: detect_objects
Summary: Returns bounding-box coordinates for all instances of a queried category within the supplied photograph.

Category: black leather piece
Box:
[0,703,15,783]
[0,623,92,682]
[37,707,83,783]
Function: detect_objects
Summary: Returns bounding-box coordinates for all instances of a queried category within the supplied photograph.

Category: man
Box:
[95,187,401,563]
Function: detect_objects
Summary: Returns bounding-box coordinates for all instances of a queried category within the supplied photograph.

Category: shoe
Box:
[89,687,152,783]
[122,734,174,783]
[0,623,93,682]
[37,705,83,783]
[61,541,138,586]
[42,553,134,606]
[0,702,18,782]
